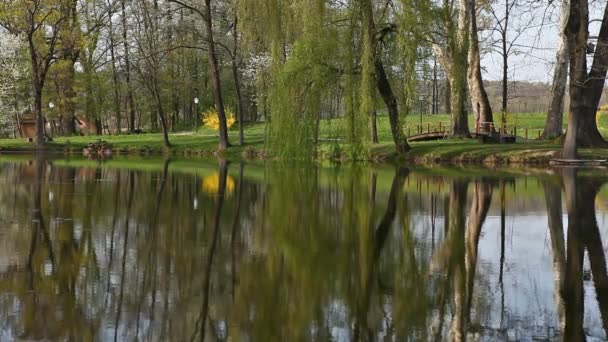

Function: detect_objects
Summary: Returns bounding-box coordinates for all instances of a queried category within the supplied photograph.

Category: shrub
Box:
[202,107,236,131]
[597,105,608,127]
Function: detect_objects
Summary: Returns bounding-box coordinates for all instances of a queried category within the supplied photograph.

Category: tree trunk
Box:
[375,61,410,153]
[28,34,45,147]
[361,0,410,153]
[154,87,171,147]
[449,69,470,137]
[232,14,245,146]
[467,1,494,131]
[432,59,438,114]
[543,0,569,139]
[443,0,471,138]
[563,0,608,158]
[122,0,136,134]
[370,110,379,143]
[34,86,45,147]
[61,62,77,135]
[501,36,508,114]
[150,110,158,132]
[204,0,230,149]
[59,0,79,136]
[108,16,122,135]
[445,78,452,114]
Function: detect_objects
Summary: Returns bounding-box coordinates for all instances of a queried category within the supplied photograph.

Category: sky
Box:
[480,0,605,83]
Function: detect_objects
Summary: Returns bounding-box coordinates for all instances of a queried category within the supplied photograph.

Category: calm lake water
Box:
[0,157,607,341]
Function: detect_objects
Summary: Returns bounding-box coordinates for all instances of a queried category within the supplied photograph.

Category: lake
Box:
[0,156,606,341]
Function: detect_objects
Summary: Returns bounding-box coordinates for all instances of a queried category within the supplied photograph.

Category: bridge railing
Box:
[476,121,542,139]
[406,122,449,137]
[406,121,543,140]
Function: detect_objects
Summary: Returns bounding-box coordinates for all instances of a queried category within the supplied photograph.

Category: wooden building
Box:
[17,111,37,140]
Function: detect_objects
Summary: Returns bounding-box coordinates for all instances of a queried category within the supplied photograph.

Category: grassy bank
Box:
[0,112,607,165]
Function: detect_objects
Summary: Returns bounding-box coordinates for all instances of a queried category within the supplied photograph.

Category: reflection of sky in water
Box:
[412,198,608,340]
[478,215,563,339]
[0,162,606,340]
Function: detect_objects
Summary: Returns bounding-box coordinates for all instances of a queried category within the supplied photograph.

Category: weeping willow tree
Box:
[239,0,432,160]
[265,1,340,159]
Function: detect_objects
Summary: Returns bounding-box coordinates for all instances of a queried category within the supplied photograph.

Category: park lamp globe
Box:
[193,97,200,133]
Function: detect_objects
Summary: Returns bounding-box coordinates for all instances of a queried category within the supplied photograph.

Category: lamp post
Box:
[47,102,55,137]
[419,95,424,134]
[194,97,200,134]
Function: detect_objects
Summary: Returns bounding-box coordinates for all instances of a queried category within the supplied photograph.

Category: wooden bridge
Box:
[406,121,542,143]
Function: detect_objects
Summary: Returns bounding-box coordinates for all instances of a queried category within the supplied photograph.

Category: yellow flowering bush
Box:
[202,107,236,131]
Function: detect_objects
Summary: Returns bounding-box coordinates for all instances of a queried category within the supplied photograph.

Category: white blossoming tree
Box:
[0,30,28,138]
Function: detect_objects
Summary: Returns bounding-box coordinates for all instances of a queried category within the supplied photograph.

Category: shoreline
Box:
[1,140,607,168]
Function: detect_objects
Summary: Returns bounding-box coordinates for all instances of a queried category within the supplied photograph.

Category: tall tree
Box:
[0,30,27,138]
[542,0,570,139]
[563,0,608,158]
[467,0,494,131]
[434,0,473,137]
[168,0,231,149]
[361,0,410,153]
[106,0,123,134]
[121,0,137,133]
[56,0,81,135]
[487,0,538,117]
[0,0,69,146]
[132,0,171,146]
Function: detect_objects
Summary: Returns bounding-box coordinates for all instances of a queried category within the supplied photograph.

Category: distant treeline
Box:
[422,79,608,115]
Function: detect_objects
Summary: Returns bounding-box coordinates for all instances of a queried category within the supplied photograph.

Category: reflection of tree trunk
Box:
[542,180,566,330]
[28,157,55,284]
[104,171,122,309]
[152,159,171,226]
[231,162,244,300]
[465,180,493,323]
[562,169,591,340]
[583,216,608,337]
[563,170,608,337]
[57,167,78,301]
[447,180,468,342]
[195,160,228,341]
[114,172,135,342]
[354,168,408,342]
[138,159,170,335]
[499,180,506,325]
[373,169,407,258]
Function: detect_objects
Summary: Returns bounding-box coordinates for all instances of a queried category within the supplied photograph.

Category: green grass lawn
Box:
[0,112,607,163]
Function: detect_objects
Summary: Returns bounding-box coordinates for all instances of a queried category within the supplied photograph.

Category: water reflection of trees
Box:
[559,169,608,341]
[0,161,606,340]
